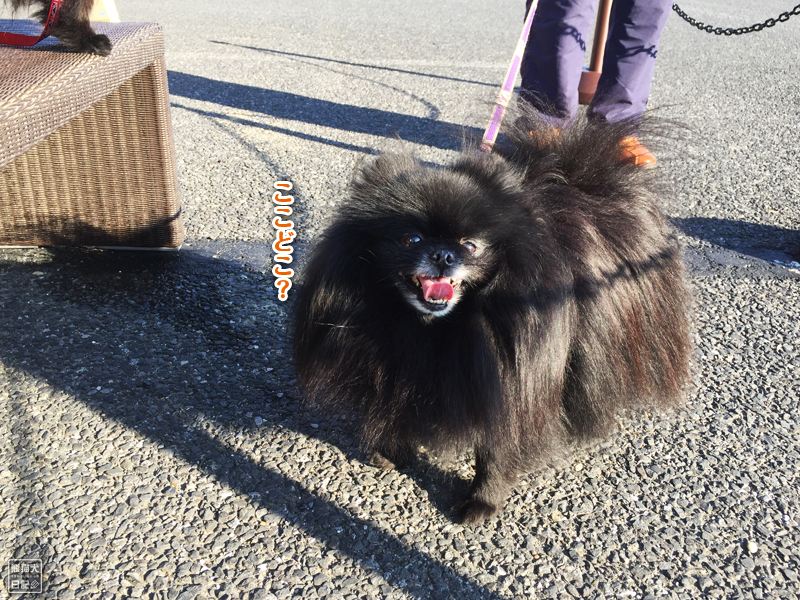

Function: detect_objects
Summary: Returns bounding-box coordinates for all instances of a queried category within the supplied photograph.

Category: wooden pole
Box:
[578,0,613,105]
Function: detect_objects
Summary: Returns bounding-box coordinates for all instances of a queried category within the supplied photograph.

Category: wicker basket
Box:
[0,21,183,248]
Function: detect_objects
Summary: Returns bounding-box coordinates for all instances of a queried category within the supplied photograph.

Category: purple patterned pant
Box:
[521,0,673,124]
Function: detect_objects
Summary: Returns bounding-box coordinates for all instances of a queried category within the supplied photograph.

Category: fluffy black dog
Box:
[293,114,692,524]
[6,0,111,55]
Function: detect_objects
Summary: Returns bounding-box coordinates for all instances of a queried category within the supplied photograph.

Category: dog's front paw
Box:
[76,33,112,56]
[368,446,413,470]
[455,498,499,525]
[368,450,398,471]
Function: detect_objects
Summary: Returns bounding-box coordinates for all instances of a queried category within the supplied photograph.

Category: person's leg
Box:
[588,0,672,124]
[520,0,599,122]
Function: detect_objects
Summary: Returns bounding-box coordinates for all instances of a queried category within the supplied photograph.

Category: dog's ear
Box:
[351,154,420,197]
[450,152,525,197]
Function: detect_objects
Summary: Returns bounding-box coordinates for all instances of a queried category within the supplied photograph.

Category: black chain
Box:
[672,3,800,35]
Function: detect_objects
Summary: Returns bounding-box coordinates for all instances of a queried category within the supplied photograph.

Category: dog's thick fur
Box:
[7,0,111,55]
[293,114,693,524]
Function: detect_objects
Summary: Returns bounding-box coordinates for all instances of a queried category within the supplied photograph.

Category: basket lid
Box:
[0,22,164,169]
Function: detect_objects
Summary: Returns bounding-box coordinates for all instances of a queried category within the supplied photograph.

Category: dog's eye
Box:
[461,240,478,254]
[401,235,422,246]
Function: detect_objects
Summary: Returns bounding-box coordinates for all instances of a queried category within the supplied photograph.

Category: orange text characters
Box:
[272,217,294,229]
[272,264,295,278]
[273,192,294,204]
[272,230,295,254]
[274,277,292,301]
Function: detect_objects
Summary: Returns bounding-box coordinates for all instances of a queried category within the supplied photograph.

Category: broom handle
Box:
[589,0,614,73]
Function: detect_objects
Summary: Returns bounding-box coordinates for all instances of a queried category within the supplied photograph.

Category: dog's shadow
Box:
[361,447,476,520]
[415,452,475,516]
[0,246,507,599]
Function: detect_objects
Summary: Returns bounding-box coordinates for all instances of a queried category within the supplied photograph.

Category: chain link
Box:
[672,3,800,35]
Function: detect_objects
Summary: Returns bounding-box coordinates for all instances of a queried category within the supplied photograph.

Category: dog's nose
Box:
[430,249,456,268]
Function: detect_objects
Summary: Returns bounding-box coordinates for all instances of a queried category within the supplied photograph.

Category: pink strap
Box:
[481,0,539,152]
[0,0,64,47]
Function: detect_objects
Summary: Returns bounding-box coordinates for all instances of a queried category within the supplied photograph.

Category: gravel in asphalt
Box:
[1,1,799,599]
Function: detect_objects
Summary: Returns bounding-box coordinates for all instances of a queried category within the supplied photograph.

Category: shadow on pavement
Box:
[672,216,800,265]
[167,71,477,152]
[210,42,499,89]
[0,246,506,600]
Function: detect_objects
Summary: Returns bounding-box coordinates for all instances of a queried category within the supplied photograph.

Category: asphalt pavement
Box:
[1,1,799,599]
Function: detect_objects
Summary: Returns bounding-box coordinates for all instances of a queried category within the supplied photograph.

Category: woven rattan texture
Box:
[0,22,166,169]
[0,23,182,247]
[0,58,182,247]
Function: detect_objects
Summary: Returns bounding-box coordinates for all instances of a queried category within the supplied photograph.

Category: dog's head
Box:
[391,226,487,317]
[343,153,526,319]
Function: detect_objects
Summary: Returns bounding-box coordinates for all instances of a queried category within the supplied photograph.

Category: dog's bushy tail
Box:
[482,107,693,441]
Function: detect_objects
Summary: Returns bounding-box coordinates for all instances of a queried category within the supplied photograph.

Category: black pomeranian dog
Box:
[5,0,111,55]
[293,113,692,524]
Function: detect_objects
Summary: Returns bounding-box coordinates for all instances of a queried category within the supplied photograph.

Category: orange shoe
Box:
[618,136,657,167]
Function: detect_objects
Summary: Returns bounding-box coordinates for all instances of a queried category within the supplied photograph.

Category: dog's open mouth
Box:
[405,274,462,311]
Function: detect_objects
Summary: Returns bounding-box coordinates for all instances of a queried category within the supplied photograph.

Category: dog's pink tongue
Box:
[420,276,454,301]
